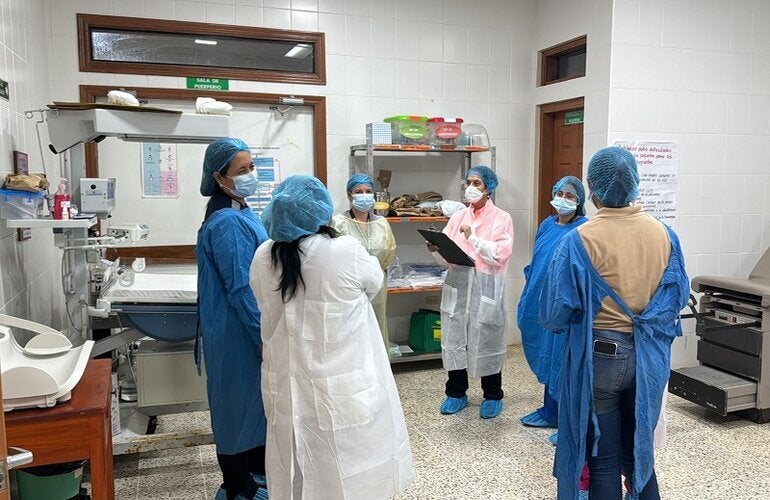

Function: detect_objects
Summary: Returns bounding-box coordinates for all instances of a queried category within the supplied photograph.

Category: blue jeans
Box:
[588,330,659,500]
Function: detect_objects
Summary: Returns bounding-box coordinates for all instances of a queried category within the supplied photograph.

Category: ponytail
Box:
[270,225,338,302]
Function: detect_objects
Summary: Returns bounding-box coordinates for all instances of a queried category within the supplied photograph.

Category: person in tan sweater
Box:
[539,146,690,499]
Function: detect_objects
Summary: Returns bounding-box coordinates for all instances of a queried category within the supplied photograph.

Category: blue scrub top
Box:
[539,225,689,500]
[196,207,268,455]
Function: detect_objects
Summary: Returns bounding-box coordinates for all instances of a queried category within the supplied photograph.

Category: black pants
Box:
[217,445,266,500]
[445,369,504,400]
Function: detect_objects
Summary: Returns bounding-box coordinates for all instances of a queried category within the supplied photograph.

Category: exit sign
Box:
[565,110,584,125]
[186,77,229,91]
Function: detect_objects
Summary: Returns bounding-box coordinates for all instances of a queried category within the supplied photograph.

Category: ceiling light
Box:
[284,44,312,58]
[194,39,218,46]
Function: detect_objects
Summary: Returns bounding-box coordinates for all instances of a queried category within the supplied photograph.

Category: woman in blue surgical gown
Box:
[196,138,269,500]
[518,176,587,438]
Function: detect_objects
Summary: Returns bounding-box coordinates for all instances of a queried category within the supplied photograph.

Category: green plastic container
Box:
[15,461,85,500]
[384,115,429,144]
[409,309,442,352]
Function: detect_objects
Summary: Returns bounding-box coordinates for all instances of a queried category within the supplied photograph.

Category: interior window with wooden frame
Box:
[77,13,326,85]
[539,35,587,86]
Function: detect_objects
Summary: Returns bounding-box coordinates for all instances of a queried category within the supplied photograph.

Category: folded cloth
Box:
[4,173,49,192]
[196,96,233,116]
[390,194,419,209]
[107,90,140,106]
[417,191,443,202]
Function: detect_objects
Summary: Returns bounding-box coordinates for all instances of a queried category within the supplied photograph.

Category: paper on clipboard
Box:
[418,229,475,267]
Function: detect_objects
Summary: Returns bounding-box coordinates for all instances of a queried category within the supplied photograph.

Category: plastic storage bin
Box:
[409,309,442,352]
[15,461,86,500]
[428,117,464,147]
[384,115,429,144]
[0,188,45,219]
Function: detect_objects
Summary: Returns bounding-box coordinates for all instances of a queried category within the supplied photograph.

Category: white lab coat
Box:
[249,234,414,500]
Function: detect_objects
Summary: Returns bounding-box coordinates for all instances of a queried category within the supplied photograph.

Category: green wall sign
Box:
[565,110,584,125]
[186,77,229,91]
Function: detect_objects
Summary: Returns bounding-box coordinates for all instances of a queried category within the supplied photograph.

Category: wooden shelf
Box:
[386,216,449,223]
[387,285,442,294]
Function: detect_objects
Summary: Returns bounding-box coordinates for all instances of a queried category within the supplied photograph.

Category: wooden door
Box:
[537,98,585,224]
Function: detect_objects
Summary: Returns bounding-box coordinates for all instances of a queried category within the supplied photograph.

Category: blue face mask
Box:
[226,171,258,198]
[550,196,578,216]
[351,193,375,212]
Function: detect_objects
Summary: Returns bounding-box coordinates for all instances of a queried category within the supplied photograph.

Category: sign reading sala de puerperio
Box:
[186,77,229,91]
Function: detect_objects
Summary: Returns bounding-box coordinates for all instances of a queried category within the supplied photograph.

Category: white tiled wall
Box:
[44,0,538,344]
[0,0,62,329]
[9,0,763,353]
[609,0,770,368]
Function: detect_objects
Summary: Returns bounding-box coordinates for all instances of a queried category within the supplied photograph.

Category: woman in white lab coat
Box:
[249,175,414,500]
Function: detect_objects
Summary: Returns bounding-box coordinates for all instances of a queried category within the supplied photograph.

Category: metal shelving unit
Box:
[349,142,496,364]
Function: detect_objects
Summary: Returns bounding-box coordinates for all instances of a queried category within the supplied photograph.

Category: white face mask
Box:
[464,185,484,203]
[550,196,578,215]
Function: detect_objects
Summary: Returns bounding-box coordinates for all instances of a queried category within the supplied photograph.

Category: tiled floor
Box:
[97,346,770,499]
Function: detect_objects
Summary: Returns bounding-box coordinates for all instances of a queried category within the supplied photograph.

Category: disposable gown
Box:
[196,208,268,455]
[517,215,587,396]
[249,234,414,500]
[539,225,689,500]
[435,200,514,378]
[331,212,396,348]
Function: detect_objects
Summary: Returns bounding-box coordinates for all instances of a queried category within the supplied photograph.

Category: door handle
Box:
[7,446,33,469]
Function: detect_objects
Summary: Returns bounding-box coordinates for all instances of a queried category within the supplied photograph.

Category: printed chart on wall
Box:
[141,143,180,198]
[614,141,679,227]
[245,145,291,216]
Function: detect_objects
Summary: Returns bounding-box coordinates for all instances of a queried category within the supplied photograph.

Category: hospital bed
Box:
[92,263,214,454]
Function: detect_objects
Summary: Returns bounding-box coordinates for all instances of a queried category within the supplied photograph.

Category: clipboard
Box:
[418,229,475,267]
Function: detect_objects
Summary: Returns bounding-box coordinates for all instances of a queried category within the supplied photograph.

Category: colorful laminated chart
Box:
[246,150,281,216]
[142,143,179,198]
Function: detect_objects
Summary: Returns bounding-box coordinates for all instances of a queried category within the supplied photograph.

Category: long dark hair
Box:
[270,225,338,303]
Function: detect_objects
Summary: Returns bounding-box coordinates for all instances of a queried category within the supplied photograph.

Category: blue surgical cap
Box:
[586,147,639,207]
[200,138,251,196]
[346,173,375,194]
[466,166,498,192]
[552,175,586,216]
[262,175,333,242]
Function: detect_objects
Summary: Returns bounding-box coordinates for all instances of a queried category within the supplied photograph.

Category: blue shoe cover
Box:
[251,474,267,487]
[548,432,558,446]
[521,412,557,428]
[440,395,468,414]
[578,490,589,500]
[215,485,269,500]
[519,409,540,424]
[480,399,503,419]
